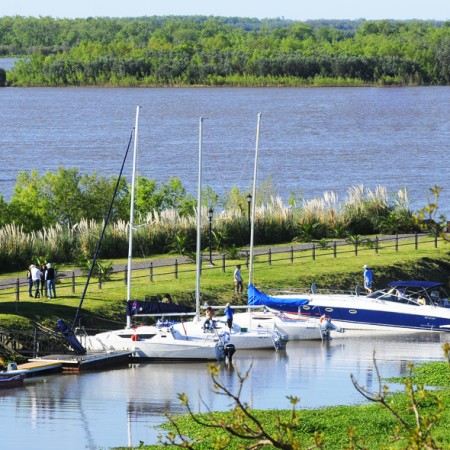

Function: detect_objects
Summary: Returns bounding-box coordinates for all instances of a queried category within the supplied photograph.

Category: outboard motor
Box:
[224,343,236,363]
[319,314,344,340]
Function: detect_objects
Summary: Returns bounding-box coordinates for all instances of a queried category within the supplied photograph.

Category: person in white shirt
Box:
[233,264,243,295]
[30,264,41,298]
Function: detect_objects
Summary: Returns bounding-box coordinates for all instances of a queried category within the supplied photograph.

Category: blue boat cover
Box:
[247,284,309,308]
[57,319,87,355]
[388,281,444,289]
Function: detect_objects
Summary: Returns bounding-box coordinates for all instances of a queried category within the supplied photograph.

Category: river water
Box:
[1,331,449,450]
[0,86,449,215]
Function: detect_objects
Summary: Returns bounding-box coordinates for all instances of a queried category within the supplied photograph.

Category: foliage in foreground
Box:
[126,345,450,450]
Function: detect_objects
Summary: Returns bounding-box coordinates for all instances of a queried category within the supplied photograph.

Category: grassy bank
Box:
[1,236,450,333]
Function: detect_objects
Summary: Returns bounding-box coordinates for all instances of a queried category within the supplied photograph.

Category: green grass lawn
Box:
[1,236,449,332]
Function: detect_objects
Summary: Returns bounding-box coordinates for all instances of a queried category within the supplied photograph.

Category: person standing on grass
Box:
[363,264,373,294]
[26,264,33,297]
[30,264,41,298]
[233,265,243,295]
[45,263,57,299]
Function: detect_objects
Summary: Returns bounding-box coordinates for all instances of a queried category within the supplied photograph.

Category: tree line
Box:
[1,16,449,86]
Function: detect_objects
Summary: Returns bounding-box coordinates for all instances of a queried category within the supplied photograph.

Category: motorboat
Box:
[248,281,450,333]
[0,362,26,389]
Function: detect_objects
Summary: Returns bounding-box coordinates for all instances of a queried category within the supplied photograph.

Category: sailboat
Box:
[229,113,342,340]
[77,108,227,360]
[170,115,287,351]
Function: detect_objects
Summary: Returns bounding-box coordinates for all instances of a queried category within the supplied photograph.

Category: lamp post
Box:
[208,207,214,265]
[246,194,252,246]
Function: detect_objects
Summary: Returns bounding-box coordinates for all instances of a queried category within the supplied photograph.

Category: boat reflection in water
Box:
[1,332,448,450]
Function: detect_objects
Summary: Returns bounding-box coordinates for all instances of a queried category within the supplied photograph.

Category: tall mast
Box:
[248,113,261,286]
[126,105,140,329]
[195,116,203,321]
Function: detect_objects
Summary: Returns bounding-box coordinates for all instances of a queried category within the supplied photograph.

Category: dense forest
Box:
[0,16,449,86]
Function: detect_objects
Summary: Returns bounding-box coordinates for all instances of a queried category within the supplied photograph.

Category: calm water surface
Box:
[0,86,449,214]
[1,332,448,450]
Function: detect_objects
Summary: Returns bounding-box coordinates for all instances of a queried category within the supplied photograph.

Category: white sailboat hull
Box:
[79,325,224,360]
[232,311,325,341]
[171,317,288,350]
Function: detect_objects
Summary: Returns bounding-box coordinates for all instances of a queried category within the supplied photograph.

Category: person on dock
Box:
[233,265,243,295]
[45,263,57,299]
[224,303,235,331]
[363,264,373,294]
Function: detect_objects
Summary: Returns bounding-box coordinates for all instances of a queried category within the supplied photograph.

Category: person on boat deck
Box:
[233,264,243,295]
[162,293,173,303]
[224,303,235,331]
[204,306,215,331]
[363,264,373,294]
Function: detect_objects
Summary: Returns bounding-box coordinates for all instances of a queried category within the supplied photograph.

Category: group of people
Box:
[26,263,57,299]
[204,302,235,332]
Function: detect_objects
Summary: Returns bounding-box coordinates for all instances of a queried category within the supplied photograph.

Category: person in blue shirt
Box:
[363,264,373,294]
[224,303,235,331]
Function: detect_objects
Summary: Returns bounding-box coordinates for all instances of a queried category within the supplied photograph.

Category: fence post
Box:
[268,248,272,266]
[175,259,178,279]
[312,243,316,260]
[246,251,249,269]
[149,262,153,283]
[15,278,20,302]
[222,254,226,272]
[375,236,379,254]
[333,241,337,258]
[124,265,127,285]
[290,246,294,264]
[415,232,418,250]
[354,242,358,256]
[98,273,102,289]
[435,233,438,248]
[395,234,399,252]
[72,271,75,294]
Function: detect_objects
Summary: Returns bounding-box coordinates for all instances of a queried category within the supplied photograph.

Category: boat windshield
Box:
[367,283,450,308]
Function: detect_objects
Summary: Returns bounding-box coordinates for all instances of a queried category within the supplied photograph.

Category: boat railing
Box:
[266,287,359,297]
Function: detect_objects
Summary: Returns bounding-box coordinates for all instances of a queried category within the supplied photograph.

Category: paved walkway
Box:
[0,234,422,291]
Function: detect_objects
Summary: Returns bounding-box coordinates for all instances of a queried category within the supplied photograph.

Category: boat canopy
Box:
[248,284,309,308]
[126,300,193,316]
[388,281,444,289]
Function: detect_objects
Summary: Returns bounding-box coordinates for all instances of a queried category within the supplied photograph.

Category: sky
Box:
[0,0,449,21]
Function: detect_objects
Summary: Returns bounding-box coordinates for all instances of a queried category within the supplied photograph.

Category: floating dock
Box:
[18,360,63,376]
[27,350,132,373]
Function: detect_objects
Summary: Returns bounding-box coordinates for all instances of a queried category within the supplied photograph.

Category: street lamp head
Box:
[208,207,214,220]
[246,193,252,204]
